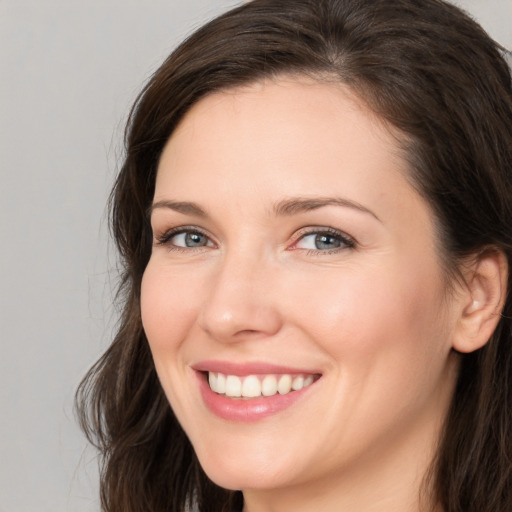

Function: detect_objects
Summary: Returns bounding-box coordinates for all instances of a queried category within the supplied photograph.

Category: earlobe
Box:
[452,250,508,354]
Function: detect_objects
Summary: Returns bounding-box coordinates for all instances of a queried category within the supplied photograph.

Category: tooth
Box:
[242,375,261,398]
[277,374,292,395]
[261,375,278,396]
[303,376,314,387]
[216,373,226,394]
[208,372,217,391]
[210,371,316,397]
[292,375,304,391]
[225,375,242,397]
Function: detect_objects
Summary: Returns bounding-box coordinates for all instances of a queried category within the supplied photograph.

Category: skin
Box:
[141,78,472,511]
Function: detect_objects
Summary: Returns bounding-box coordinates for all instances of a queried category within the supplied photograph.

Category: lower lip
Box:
[196,372,318,422]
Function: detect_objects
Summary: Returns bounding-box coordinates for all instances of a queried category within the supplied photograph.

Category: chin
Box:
[193,441,300,491]
[201,465,283,492]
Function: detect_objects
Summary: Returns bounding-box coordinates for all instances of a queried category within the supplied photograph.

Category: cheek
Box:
[290,260,453,444]
[288,256,449,372]
[140,261,201,355]
[140,261,206,418]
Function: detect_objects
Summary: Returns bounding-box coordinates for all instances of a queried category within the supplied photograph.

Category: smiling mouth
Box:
[206,372,320,398]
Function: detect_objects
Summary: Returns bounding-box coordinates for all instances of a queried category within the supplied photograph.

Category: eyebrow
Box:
[148,200,207,218]
[273,197,381,221]
[149,196,380,222]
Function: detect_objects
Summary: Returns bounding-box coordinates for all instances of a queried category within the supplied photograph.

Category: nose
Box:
[198,251,283,343]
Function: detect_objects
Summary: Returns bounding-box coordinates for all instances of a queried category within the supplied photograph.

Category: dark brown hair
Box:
[76,1,512,510]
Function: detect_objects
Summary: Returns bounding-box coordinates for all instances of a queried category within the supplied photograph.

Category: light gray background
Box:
[1,1,510,511]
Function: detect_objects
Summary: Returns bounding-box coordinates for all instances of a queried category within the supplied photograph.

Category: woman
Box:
[76,0,512,511]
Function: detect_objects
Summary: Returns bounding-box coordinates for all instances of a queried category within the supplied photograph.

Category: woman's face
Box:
[141,78,461,495]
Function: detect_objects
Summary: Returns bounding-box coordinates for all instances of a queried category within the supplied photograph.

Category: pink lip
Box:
[192,360,319,376]
[192,361,321,423]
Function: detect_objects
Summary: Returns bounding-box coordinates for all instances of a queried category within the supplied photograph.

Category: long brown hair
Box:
[76,1,512,510]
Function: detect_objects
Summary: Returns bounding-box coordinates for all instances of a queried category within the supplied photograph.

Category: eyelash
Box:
[154,226,356,255]
[291,227,356,256]
[155,226,213,252]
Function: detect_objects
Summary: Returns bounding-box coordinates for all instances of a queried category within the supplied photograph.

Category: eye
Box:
[292,228,355,252]
[156,228,215,250]
[172,231,212,248]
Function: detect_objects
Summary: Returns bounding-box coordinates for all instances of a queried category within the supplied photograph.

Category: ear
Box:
[452,249,508,353]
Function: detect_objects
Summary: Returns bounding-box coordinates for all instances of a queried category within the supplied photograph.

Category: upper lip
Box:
[191,360,322,377]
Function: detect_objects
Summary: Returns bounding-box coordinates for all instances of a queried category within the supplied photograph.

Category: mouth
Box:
[192,362,322,422]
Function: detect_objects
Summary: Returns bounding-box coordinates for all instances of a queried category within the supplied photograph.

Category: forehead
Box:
[156,77,408,195]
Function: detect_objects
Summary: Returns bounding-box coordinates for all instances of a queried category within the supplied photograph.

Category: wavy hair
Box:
[76,1,512,510]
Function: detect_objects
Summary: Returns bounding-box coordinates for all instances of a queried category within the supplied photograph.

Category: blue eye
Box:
[294,230,354,252]
[172,231,211,247]
[156,228,214,249]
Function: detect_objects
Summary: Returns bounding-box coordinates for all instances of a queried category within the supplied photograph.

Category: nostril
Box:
[235,329,261,337]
